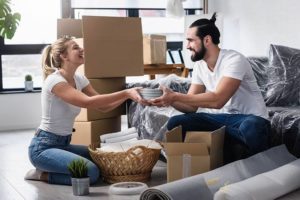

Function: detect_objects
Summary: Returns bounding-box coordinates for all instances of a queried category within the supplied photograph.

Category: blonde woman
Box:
[25,36,144,185]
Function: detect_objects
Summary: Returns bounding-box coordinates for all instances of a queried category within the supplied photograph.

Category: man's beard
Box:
[190,42,207,62]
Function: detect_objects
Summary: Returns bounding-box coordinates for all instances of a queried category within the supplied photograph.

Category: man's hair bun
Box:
[210,12,217,24]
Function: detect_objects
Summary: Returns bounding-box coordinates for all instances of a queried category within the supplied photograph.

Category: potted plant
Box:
[67,159,90,196]
[24,74,33,91]
[0,0,21,39]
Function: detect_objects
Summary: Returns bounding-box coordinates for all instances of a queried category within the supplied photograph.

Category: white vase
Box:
[71,177,90,196]
[24,81,34,91]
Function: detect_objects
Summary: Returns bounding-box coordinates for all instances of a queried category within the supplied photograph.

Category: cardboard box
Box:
[75,78,126,121]
[71,117,121,145]
[164,126,225,182]
[143,34,167,64]
[57,17,144,78]
[57,19,82,38]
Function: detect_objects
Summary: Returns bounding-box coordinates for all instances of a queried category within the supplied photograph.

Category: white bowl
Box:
[139,88,163,100]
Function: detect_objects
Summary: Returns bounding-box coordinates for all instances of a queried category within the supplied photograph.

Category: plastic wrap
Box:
[265,44,300,106]
[127,74,191,141]
[268,106,300,157]
[247,57,269,98]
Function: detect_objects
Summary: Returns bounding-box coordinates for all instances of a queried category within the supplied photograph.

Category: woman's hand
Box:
[127,87,151,106]
[149,86,176,107]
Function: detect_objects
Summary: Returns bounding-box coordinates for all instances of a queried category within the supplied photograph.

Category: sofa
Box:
[127,44,300,157]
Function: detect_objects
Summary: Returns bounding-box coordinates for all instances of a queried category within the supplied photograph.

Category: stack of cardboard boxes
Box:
[57,16,144,145]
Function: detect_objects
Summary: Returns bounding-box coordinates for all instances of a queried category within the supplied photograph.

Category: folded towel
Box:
[97,139,162,153]
[100,127,137,143]
[104,132,138,143]
[101,138,138,147]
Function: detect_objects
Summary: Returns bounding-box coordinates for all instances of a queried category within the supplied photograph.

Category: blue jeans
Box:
[28,129,100,185]
[167,112,271,162]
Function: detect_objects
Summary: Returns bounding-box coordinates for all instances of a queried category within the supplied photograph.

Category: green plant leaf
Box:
[0,0,21,39]
[67,159,88,178]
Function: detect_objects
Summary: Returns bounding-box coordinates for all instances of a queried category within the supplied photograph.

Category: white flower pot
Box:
[24,81,34,92]
[71,177,90,196]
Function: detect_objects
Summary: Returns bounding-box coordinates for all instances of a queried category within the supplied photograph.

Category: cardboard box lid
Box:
[57,19,82,38]
[165,126,183,142]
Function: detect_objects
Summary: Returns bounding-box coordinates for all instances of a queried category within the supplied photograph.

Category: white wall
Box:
[0,93,41,131]
[209,0,300,56]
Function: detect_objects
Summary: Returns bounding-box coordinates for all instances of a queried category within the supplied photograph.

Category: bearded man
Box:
[150,13,271,163]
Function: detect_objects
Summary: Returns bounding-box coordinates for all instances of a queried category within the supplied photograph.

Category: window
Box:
[0,0,61,92]
[2,55,42,89]
[74,9,127,19]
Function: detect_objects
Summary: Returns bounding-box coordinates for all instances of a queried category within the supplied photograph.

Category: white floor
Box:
[0,119,167,199]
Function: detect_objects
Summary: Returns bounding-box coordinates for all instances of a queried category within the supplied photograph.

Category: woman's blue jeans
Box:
[28,129,100,185]
[167,112,271,162]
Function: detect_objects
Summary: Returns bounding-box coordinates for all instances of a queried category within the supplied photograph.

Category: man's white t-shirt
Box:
[38,70,90,136]
[192,49,269,119]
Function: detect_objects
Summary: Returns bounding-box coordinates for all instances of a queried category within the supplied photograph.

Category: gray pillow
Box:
[265,44,300,106]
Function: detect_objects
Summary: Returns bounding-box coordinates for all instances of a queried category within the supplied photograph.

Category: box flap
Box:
[57,19,82,38]
[185,126,225,151]
[184,126,225,169]
[165,126,182,142]
[185,131,212,144]
[210,126,225,169]
[165,143,209,156]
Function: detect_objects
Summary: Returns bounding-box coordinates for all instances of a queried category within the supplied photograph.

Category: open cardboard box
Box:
[57,16,144,78]
[164,126,225,182]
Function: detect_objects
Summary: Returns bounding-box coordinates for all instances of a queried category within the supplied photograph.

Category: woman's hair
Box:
[189,12,220,45]
[41,36,74,79]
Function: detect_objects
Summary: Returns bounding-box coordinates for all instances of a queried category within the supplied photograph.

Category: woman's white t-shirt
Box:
[38,71,90,136]
[192,49,268,119]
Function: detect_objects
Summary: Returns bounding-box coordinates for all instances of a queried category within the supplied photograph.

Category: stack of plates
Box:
[109,182,148,200]
[139,88,163,100]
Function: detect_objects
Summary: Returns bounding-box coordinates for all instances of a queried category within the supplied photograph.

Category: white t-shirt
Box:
[38,71,90,136]
[192,49,269,119]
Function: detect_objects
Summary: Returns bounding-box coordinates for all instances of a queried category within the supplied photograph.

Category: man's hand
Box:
[149,86,175,107]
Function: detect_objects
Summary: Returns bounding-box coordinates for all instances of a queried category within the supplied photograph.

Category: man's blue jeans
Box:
[28,129,100,185]
[167,112,271,162]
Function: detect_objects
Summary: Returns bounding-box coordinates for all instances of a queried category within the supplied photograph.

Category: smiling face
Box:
[186,27,207,62]
[62,40,84,66]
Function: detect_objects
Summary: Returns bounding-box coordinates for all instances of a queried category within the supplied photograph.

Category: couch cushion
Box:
[265,44,300,106]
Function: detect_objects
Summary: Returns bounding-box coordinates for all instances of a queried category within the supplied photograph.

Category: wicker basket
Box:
[89,143,161,184]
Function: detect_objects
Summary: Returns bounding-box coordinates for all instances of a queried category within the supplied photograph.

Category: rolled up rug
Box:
[140,176,212,200]
[214,158,300,200]
[140,145,296,200]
